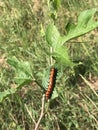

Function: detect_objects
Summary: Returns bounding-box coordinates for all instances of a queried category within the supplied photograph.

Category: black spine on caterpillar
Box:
[45,68,58,100]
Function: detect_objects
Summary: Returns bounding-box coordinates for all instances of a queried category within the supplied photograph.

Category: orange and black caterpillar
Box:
[45,68,57,100]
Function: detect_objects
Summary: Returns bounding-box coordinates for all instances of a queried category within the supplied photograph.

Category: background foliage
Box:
[0,0,98,130]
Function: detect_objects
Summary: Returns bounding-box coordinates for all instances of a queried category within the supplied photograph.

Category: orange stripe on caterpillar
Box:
[45,68,57,100]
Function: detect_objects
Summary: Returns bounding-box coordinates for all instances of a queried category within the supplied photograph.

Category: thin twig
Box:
[50,47,53,65]
[34,94,45,130]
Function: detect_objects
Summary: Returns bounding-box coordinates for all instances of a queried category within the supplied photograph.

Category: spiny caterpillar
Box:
[45,68,57,100]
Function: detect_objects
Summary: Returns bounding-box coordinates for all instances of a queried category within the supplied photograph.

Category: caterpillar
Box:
[45,68,57,100]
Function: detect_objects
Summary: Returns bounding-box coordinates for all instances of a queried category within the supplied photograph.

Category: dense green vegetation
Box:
[0,0,98,130]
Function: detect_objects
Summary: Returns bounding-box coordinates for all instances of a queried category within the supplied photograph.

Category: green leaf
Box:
[7,56,19,69]
[46,24,60,48]
[14,71,32,86]
[51,88,58,100]
[61,8,98,44]
[45,8,98,68]
[53,45,73,67]
[7,56,32,77]
[0,88,16,103]
[7,56,32,86]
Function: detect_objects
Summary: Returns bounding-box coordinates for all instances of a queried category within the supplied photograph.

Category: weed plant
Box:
[0,0,98,130]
